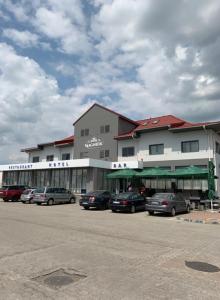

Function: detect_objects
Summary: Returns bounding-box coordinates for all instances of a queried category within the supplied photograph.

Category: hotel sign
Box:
[85,137,103,149]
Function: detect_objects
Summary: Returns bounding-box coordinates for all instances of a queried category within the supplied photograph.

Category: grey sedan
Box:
[146,193,190,217]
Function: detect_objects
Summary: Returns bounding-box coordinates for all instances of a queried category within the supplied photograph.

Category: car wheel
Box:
[36,203,41,205]
[148,211,154,216]
[69,197,76,204]
[47,199,54,206]
[29,198,34,204]
[131,205,136,213]
[171,207,176,217]
[84,206,89,210]
[112,209,117,213]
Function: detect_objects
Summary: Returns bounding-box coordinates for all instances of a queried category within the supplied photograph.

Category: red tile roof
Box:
[115,115,220,140]
[21,135,74,152]
[54,135,74,146]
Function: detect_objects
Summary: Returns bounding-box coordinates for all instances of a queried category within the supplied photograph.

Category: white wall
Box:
[28,145,74,163]
[0,171,2,187]
[118,129,213,162]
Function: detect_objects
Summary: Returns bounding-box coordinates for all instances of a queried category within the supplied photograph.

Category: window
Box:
[100,150,104,159]
[100,125,110,134]
[100,150,110,159]
[181,140,199,153]
[216,142,220,155]
[149,144,164,155]
[81,129,89,137]
[46,155,54,161]
[80,152,88,159]
[62,153,70,160]
[105,150,110,157]
[32,156,39,163]
[122,147,134,157]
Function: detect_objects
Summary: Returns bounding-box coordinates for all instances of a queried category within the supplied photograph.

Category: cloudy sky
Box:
[0,0,220,164]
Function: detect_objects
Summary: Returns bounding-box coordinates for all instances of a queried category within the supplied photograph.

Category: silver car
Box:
[33,187,76,206]
[146,193,190,216]
[20,189,36,204]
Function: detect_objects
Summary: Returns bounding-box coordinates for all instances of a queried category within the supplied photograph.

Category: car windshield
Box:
[35,187,45,193]
[117,193,133,199]
[152,193,173,200]
[86,190,105,196]
[23,189,32,195]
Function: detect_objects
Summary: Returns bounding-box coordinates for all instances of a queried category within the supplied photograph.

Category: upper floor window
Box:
[81,128,89,137]
[149,144,164,155]
[80,152,88,159]
[122,147,134,157]
[46,155,54,161]
[32,156,39,163]
[62,153,70,160]
[216,142,220,155]
[100,149,110,159]
[100,125,110,134]
[181,140,199,153]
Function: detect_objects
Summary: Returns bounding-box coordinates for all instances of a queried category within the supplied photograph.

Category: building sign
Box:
[0,159,143,171]
[112,163,128,169]
[111,161,143,169]
[8,164,33,170]
[85,137,103,148]
[48,161,69,168]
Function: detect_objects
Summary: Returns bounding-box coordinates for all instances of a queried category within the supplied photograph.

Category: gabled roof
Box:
[115,114,220,140]
[135,115,185,131]
[21,135,74,153]
[72,103,139,126]
[54,135,74,146]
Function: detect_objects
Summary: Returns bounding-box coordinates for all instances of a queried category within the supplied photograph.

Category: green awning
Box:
[106,168,138,179]
[135,167,171,178]
[169,166,208,179]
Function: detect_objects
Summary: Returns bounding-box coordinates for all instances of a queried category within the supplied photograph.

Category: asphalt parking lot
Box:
[0,200,220,300]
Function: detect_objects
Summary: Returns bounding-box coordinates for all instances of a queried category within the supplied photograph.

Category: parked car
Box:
[33,187,76,205]
[80,190,112,210]
[110,192,146,213]
[0,185,27,202]
[146,193,190,216]
[20,188,36,204]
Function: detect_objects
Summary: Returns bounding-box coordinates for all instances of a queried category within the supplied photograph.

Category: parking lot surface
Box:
[0,200,220,300]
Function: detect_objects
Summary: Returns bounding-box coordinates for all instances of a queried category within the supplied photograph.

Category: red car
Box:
[0,185,27,202]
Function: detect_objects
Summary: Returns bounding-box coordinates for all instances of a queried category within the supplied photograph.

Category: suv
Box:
[33,187,76,205]
[0,185,27,202]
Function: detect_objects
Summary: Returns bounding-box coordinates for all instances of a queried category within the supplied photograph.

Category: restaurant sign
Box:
[85,137,103,148]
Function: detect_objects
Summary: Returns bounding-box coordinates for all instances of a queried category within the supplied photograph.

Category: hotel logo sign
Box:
[85,137,103,149]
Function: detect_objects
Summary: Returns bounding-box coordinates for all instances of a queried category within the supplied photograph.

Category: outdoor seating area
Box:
[106,163,218,211]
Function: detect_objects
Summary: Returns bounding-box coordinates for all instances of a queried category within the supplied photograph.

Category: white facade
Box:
[28,145,74,163]
[118,129,214,163]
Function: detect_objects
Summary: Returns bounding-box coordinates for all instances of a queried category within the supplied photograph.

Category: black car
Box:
[110,192,146,213]
[80,190,112,210]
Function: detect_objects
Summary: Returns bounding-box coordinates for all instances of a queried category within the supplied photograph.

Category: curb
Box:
[176,216,220,225]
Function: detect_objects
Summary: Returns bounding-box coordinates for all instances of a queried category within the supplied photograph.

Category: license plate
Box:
[152,201,159,205]
[82,202,88,205]
[113,201,120,204]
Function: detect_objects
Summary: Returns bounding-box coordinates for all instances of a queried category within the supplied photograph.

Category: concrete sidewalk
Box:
[177,210,220,224]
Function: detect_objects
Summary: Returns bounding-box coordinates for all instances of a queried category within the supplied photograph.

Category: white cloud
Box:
[34,4,91,54]
[2,28,39,48]
[0,43,90,163]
